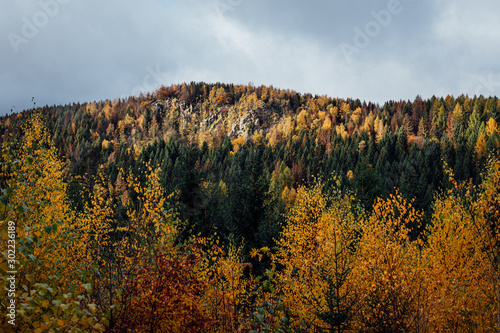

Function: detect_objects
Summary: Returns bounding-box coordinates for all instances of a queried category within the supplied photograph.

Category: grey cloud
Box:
[1,0,499,115]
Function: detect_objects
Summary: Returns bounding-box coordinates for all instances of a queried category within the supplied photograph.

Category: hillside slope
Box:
[1,82,499,245]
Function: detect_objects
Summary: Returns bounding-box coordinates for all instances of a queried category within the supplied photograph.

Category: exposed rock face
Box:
[152,101,163,114]
[152,96,273,141]
[229,111,259,138]
[200,114,218,130]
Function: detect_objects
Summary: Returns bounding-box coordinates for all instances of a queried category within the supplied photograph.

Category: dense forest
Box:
[1,82,500,332]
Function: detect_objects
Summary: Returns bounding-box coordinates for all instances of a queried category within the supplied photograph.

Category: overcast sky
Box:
[1,0,500,116]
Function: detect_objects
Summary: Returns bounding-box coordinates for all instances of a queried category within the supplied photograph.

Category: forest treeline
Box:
[1,83,500,332]
[1,82,499,245]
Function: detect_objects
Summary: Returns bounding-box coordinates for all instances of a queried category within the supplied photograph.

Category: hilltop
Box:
[1,83,499,241]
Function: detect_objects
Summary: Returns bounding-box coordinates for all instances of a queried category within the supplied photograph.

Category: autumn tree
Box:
[76,164,179,330]
[352,193,427,332]
[197,237,252,332]
[275,181,363,332]
[113,247,213,333]
[0,113,102,332]
[471,157,500,331]
[424,166,493,331]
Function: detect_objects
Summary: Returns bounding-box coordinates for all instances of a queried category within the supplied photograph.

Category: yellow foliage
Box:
[209,86,230,105]
[5,107,500,331]
[352,193,427,331]
[322,115,332,131]
[75,163,179,329]
[425,186,492,330]
[361,111,374,133]
[296,109,309,132]
[102,103,112,120]
[453,102,464,125]
[1,114,79,284]
[335,123,348,139]
[350,107,362,126]
[198,129,214,149]
[421,162,500,331]
[374,116,384,142]
[281,186,297,208]
[277,116,294,139]
[90,129,100,143]
[239,92,264,111]
[101,139,110,149]
[486,117,498,137]
[197,237,250,332]
[330,106,339,118]
[340,102,351,120]
[267,124,279,147]
[476,132,487,159]
[231,136,246,153]
[252,131,264,146]
[317,110,327,121]
[275,182,362,331]
[87,102,98,116]
[0,113,101,331]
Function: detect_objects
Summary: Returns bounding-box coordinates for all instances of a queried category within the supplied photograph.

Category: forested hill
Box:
[3,82,500,331]
[1,82,500,246]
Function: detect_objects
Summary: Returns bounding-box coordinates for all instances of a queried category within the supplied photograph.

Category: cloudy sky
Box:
[1,0,500,115]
